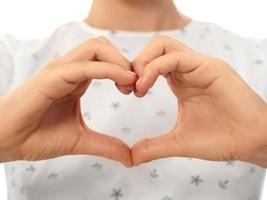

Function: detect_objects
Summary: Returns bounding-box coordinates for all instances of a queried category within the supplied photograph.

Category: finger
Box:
[60,61,136,85]
[115,83,135,95]
[57,37,131,70]
[69,80,91,97]
[96,36,132,71]
[72,130,133,167]
[115,81,136,95]
[37,61,136,100]
[131,132,186,166]
[135,51,208,97]
[132,35,190,77]
[59,37,135,93]
[96,37,136,93]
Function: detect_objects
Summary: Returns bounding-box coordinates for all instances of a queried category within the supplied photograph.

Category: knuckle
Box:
[46,58,63,68]
[208,57,230,71]
[104,66,115,78]
[97,36,108,41]
[88,37,101,46]
[131,60,142,75]
[131,59,138,67]
[46,61,57,69]
[114,65,125,75]
[134,57,151,67]
[153,35,171,43]
[96,36,110,43]
[145,61,158,73]
[216,58,231,69]
[121,61,131,71]
[143,138,151,161]
[143,63,152,74]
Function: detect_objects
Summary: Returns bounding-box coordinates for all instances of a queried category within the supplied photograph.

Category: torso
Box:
[5,21,267,200]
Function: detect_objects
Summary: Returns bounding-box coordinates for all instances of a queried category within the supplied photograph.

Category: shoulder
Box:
[186,20,264,66]
[188,20,260,50]
[186,21,267,98]
[0,21,88,57]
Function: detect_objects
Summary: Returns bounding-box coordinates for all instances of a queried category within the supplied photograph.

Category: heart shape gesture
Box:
[131,36,267,167]
[1,36,267,168]
[0,37,136,166]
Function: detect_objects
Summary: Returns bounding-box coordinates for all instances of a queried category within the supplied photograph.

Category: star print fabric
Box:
[1,20,267,200]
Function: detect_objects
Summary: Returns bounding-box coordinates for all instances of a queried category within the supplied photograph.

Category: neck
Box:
[85,0,191,32]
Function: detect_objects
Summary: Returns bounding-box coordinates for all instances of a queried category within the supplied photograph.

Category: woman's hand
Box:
[131,36,267,167]
[0,37,136,167]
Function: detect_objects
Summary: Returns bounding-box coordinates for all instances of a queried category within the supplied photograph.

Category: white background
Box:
[0,0,267,199]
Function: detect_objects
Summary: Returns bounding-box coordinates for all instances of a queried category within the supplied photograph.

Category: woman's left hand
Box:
[131,36,267,167]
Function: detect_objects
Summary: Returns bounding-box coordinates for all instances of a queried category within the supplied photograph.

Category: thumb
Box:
[131,131,188,166]
[71,129,133,167]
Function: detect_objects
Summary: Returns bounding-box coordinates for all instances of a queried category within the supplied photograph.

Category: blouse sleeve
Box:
[0,35,20,97]
[260,39,267,100]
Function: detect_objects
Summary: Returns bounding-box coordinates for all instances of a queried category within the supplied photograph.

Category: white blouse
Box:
[1,20,267,200]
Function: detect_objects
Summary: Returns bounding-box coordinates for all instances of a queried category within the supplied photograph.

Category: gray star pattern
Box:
[147,90,153,95]
[156,110,166,117]
[150,169,159,178]
[121,126,131,134]
[92,81,102,87]
[25,165,36,172]
[31,53,39,62]
[226,161,234,166]
[162,196,173,200]
[111,101,121,110]
[205,27,211,33]
[190,175,203,186]
[110,188,123,200]
[20,186,26,194]
[218,180,229,189]
[224,44,232,51]
[180,28,186,34]
[250,167,256,174]
[109,30,117,35]
[121,48,130,54]
[47,172,58,179]
[254,59,264,65]
[92,163,103,170]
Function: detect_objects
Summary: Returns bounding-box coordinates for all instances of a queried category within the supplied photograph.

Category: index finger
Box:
[132,35,191,77]
[55,37,131,70]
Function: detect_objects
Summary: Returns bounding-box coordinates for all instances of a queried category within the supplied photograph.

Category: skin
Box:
[0,0,267,168]
[131,36,267,167]
[0,37,136,167]
[86,0,191,32]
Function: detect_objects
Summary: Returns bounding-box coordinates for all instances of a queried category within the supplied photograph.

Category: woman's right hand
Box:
[131,36,267,167]
[0,37,136,167]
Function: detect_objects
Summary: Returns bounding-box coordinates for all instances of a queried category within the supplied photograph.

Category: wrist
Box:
[0,97,20,163]
[262,102,267,149]
[248,102,267,167]
[263,102,267,155]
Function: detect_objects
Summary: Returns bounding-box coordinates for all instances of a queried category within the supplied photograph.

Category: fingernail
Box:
[127,71,136,76]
